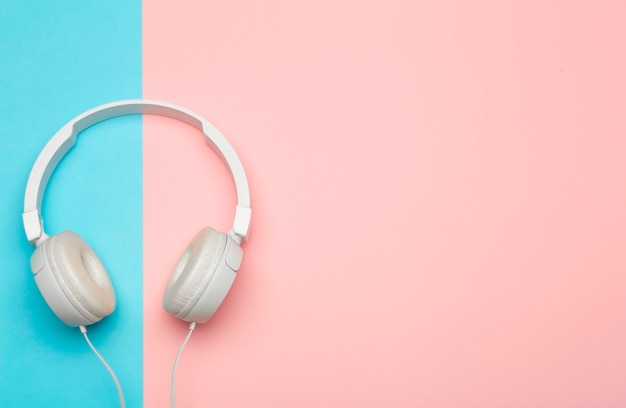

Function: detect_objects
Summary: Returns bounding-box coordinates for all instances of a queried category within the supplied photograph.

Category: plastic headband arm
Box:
[23,100,251,245]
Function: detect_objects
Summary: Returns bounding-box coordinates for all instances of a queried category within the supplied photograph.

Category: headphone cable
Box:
[171,321,197,408]
[79,325,126,408]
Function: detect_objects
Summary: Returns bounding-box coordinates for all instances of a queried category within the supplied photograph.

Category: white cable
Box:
[79,325,126,408]
[171,321,197,408]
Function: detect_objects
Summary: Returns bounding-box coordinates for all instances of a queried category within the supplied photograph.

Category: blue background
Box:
[0,2,143,406]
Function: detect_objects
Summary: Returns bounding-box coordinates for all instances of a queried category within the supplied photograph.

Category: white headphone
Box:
[23,100,252,328]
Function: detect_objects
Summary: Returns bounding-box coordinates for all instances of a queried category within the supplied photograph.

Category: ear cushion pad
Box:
[163,227,227,317]
[43,230,115,319]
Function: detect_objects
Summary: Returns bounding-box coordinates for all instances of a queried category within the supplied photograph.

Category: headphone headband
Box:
[23,99,252,245]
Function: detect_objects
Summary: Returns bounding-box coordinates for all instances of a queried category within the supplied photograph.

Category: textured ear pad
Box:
[42,230,115,320]
[163,227,227,318]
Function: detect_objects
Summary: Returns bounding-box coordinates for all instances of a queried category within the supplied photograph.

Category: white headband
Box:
[23,99,252,245]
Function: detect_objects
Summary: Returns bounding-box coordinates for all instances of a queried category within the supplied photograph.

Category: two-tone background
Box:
[2,1,626,407]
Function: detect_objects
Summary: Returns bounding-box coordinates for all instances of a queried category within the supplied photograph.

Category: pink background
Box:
[143,1,626,406]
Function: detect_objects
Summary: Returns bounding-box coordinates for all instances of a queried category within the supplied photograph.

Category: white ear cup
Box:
[163,228,227,317]
[163,227,243,323]
[31,230,115,326]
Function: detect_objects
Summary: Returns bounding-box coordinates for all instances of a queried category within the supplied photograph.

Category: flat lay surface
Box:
[1,0,626,407]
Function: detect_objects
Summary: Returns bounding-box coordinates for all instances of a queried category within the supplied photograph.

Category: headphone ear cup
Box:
[32,230,116,326]
[163,227,227,319]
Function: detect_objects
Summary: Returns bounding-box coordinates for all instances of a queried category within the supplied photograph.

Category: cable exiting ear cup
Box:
[163,227,243,323]
[31,230,116,326]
